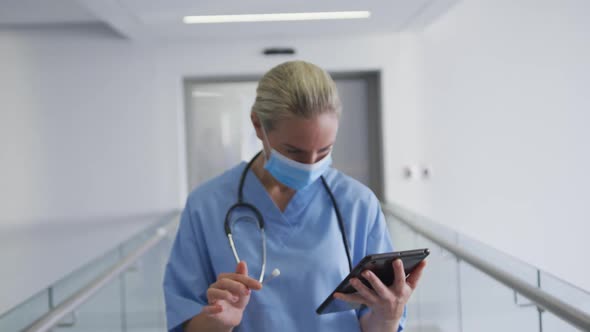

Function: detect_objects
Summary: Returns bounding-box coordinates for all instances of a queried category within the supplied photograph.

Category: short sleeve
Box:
[356,199,407,331]
[163,201,214,332]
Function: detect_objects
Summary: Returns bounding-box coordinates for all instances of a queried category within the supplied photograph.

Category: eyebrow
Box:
[283,143,333,153]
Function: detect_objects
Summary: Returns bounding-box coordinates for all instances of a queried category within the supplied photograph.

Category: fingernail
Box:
[363,271,370,278]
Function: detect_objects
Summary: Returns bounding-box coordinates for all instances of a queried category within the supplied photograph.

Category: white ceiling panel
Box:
[0,0,458,41]
[118,0,434,40]
[0,0,98,25]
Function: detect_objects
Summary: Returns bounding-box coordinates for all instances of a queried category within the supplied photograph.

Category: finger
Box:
[393,259,406,290]
[349,278,379,305]
[406,260,427,290]
[333,292,369,305]
[214,278,251,296]
[361,270,391,300]
[202,304,223,315]
[218,273,262,290]
[236,261,248,275]
[207,288,239,304]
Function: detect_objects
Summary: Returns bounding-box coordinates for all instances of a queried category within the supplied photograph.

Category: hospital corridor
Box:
[1,0,589,331]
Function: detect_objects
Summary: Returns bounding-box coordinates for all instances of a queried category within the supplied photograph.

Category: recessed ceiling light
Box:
[183,11,371,24]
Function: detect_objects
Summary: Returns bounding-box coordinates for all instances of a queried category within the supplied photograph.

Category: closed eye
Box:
[286,148,303,154]
[283,144,333,155]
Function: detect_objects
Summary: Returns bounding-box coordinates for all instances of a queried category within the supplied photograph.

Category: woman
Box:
[163,60,426,332]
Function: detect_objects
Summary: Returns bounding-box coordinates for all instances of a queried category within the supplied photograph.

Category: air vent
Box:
[262,47,296,56]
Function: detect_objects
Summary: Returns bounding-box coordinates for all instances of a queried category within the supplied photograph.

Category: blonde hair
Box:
[252,60,341,130]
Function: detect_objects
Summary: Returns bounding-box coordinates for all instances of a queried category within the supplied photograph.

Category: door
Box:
[183,72,383,199]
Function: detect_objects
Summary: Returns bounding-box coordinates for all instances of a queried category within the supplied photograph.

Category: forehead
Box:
[270,113,339,148]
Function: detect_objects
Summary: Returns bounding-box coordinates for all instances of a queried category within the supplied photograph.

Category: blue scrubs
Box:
[163,162,407,331]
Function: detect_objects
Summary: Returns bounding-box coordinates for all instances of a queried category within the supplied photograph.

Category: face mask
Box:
[261,126,332,190]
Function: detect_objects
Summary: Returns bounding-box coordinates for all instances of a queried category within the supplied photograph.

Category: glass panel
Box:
[388,216,418,251]
[124,234,175,332]
[457,234,539,288]
[55,278,123,332]
[388,217,462,332]
[540,271,590,332]
[0,215,178,332]
[542,311,584,332]
[52,250,120,305]
[410,235,461,332]
[459,260,539,332]
[39,241,124,332]
[387,203,458,247]
[47,222,176,332]
[388,217,421,330]
[7,204,590,332]
[386,208,552,332]
[0,289,49,332]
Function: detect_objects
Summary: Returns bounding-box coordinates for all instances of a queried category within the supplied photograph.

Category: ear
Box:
[251,112,263,140]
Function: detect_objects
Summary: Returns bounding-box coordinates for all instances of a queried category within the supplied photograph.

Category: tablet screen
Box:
[316,248,429,315]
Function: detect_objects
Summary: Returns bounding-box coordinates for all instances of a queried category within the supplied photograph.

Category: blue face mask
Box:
[264,149,332,190]
[261,126,332,190]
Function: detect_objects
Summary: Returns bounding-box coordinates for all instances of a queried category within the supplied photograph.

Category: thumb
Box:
[236,261,248,275]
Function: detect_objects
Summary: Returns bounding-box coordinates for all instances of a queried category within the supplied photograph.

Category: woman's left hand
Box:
[333,259,427,331]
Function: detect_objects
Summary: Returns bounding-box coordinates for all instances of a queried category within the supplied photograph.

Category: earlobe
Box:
[250,112,259,126]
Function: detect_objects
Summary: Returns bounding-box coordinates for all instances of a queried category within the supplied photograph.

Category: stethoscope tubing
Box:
[224,151,352,283]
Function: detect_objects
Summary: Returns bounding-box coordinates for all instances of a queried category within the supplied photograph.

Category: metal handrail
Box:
[22,212,180,332]
[382,202,590,332]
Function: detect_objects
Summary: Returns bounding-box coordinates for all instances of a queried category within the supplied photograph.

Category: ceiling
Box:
[0,0,98,25]
[0,0,458,41]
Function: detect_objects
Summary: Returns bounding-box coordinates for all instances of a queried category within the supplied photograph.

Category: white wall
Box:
[0,26,410,222]
[0,25,189,313]
[0,25,181,226]
[390,0,590,291]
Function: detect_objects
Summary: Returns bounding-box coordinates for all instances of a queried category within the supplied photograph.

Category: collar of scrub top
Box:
[223,151,353,284]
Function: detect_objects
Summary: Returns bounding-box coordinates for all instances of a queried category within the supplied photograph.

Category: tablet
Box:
[316,248,430,315]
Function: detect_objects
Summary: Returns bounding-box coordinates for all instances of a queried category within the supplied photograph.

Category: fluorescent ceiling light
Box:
[183,11,371,24]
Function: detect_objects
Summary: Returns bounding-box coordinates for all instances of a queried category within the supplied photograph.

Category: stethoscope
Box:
[224,151,353,283]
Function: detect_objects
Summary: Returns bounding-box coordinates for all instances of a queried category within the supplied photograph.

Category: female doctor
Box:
[163,60,426,332]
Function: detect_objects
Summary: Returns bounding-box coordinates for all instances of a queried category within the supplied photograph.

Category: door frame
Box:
[182,70,384,200]
[330,71,384,200]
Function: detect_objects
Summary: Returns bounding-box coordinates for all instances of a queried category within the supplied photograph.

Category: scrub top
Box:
[163,162,407,332]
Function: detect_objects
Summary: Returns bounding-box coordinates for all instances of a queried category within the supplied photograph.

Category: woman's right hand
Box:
[201,261,263,329]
